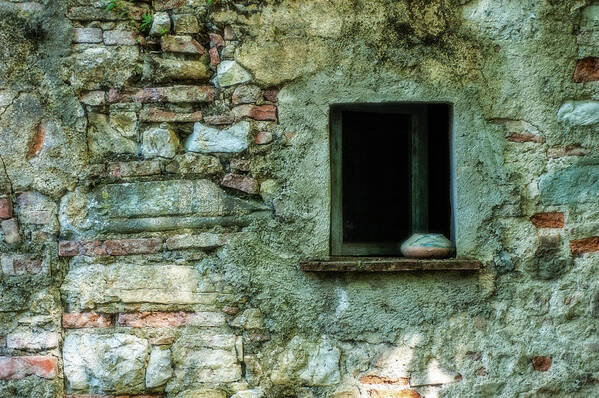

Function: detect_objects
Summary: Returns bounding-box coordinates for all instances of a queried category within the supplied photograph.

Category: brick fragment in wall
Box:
[1,255,44,275]
[58,238,163,257]
[0,197,12,219]
[547,145,589,158]
[63,313,114,329]
[232,104,278,121]
[210,47,221,66]
[204,114,235,125]
[161,35,206,54]
[103,30,138,45]
[117,311,225,328]
[570,236,599,257]
[264,88,279,102]
[506,132,545,143]
[1,218,20,244]
[532,356,552,371]
[73,28,102,43]
[221,174,260,194]
[359,375,410,385]
[140,107,203,122]
[255,131,273,145]
[369,391,422,398]
[209,33,225,48]
[530,212,564,228]
[108,161,162,178]
[109,85,215,104]
[17,191,56,226]
[0,356,58,380]
[572,57,599,82]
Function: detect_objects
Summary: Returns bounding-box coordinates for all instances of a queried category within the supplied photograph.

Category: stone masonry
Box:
[1,0,599,397]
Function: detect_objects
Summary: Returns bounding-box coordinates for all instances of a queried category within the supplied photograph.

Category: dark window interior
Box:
[333,103,452,255]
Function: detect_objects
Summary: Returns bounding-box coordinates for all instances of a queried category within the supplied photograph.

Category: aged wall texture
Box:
[0,0,599,397]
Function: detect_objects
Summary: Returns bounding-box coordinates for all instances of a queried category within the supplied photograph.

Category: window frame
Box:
[329,102,432,257]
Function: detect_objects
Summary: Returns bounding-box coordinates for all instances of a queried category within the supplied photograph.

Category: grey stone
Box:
[299,340,341,386]
[144,57,212,83]
[63,333,149,394]
[103,30,137,46]
[539,164,599,205]
[232,85,261,104]
[150,12,171,36]
[231,390,264,398]
[146,347,173,388]
[557,101,599,126]
[110,109,138,138]
[230,308,264,330]
[217,61,252,87]
[70,46,139,90]
[164,153,223,176]
[173,14,200,34]
[142,126,179,159]
[185,121,250,153]
[87,113,138,162]
[73,28,102,43]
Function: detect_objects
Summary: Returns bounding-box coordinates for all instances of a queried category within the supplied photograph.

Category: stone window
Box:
[330,103,453,256]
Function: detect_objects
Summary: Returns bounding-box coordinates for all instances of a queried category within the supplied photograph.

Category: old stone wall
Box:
[0,0,598,397]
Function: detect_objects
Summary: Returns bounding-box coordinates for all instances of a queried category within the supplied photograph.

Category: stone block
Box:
[62,313,114,329]
[145,57,212,83]
[0,197,12,219]
[79,90,106,105]
[217,61,252,87]
[104,30,138,46]
[108,160,162,178]
[572,57,599,82]
[557,101,599,125]
[140,107,203,122]
[209,33,225,48]
[539,165,599,205]
[161,35,206,54]
[73,28,102,44]
[142,127,179,159]
[150,12,171,36]
[0,356,58,380]
[87,113,138,162]
[185,121,250,153]
[110,108,138,138]
[104,238,163,255]
[6,331,59,351]
[110,85,215,104]
[2,219,20,244]
[173,14,200,34]
[221,174,259,194]
[232,85,261,105]
[146,347,172,388]
[209,46,220,66]
[203,114,235,125]
[232,104,277,121]
[164,153,222,176]
[63,333,149,393]
[154,0,186,11]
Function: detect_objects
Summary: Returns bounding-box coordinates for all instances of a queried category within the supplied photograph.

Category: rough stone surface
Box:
[539,165,599,205]
[146,347,172,388]
[150,12,171,37]
[142,126,180,159]
[186,121,251,153]
[557,101,599,125]
[217,61,252,87]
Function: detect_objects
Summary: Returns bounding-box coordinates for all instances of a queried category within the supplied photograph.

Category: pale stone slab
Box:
[557,101,599,126]
[217,61,252,87]
[185,121,250,153]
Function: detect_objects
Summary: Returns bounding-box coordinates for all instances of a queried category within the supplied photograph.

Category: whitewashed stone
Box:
[231,389,264,398]
[142,126,179,159]
[185,121,250,153]
[6,331,59,351]
[146,347,173,388]
[557,101,599,126]
[299,340,341,386]
[150,12,171,36]
[73,28,102,43]
[63,333,149,393]
[104,30,137,45]
[217,61,252,87]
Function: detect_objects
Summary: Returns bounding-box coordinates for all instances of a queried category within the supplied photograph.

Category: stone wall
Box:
[0,0,598,397]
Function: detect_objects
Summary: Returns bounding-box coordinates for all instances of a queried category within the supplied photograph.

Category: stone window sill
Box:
[300,257,482,272]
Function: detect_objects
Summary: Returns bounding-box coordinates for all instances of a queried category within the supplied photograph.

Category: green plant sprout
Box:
[139,13,153,34]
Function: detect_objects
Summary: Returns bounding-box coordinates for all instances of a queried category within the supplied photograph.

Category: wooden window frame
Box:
[330,103,431,256]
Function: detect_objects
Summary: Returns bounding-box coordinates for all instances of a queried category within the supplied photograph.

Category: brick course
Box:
[0,356,58,380]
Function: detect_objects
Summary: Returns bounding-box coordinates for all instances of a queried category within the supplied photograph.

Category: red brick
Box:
[359,375,410,385]
[0,197,12,219]
[530,212,564,228]
[209,46,220,66]
[532,356,552,371]
[221,174,259,194]
[104,238,163,256]
[209,33,225,48]
[255,131,273,145]
[81,240,108,256]
[140,108,202,122]
[58,241,81,256]
[204,114,234,125]
[264,88,279,103]
[161,35,206,54]
[27,123,45,159]
[63,313,114,329]
[0,356,58,380]
[233,104,277,121]
[570,237,599,257]
[547,145,589,158]
[506,133,544,143]
[572,57,599,83]
[117,312,191,328]
[109,86,214,104]
[12,258,43,275]
[368,390,421,398]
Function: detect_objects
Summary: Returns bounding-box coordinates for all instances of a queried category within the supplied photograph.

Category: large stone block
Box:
[557,101,599,126]
[185,121,250,153]
[539,164,599,205]
[62,264,208,310]
[63,333,149,394]
[59,179,269,236]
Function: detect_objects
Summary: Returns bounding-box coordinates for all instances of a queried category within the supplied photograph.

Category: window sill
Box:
[300,257,482,272]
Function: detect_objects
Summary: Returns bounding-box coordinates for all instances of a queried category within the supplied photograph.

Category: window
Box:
[330,103,453,256]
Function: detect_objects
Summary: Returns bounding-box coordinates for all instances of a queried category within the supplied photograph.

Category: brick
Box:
[161,35,206,54]
[108,161,162,178]
[1,218,20,244]
[572,57,599,82]
[140,107,202,122]
[0,197,12,219]
[368,391,421,398]
[221,174,259,194]
[58,240,81,256]
[232,104,277,121]
[109,85,214,104]
[255,131,273,145]
[65,395,164,398]
[570,236,599,257]
[532,356,552,371]
[0,356,58,380]
[6,332,59,351]
[506,133,545,143]
[73,28,102,43]
[103,30,138,45]
[209,46,221,66]
[104,238,163,256]
[63,313,114,329]
[204,114,235,125]
[547,145,589,158]
[118,312,192,327]
[264,88,279,102]
[80,91,106,106]
[209,33,225,48]
[359,375,410,385]
[165,233,226,250]
[12,258,43,275]
[530,212,564,228]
